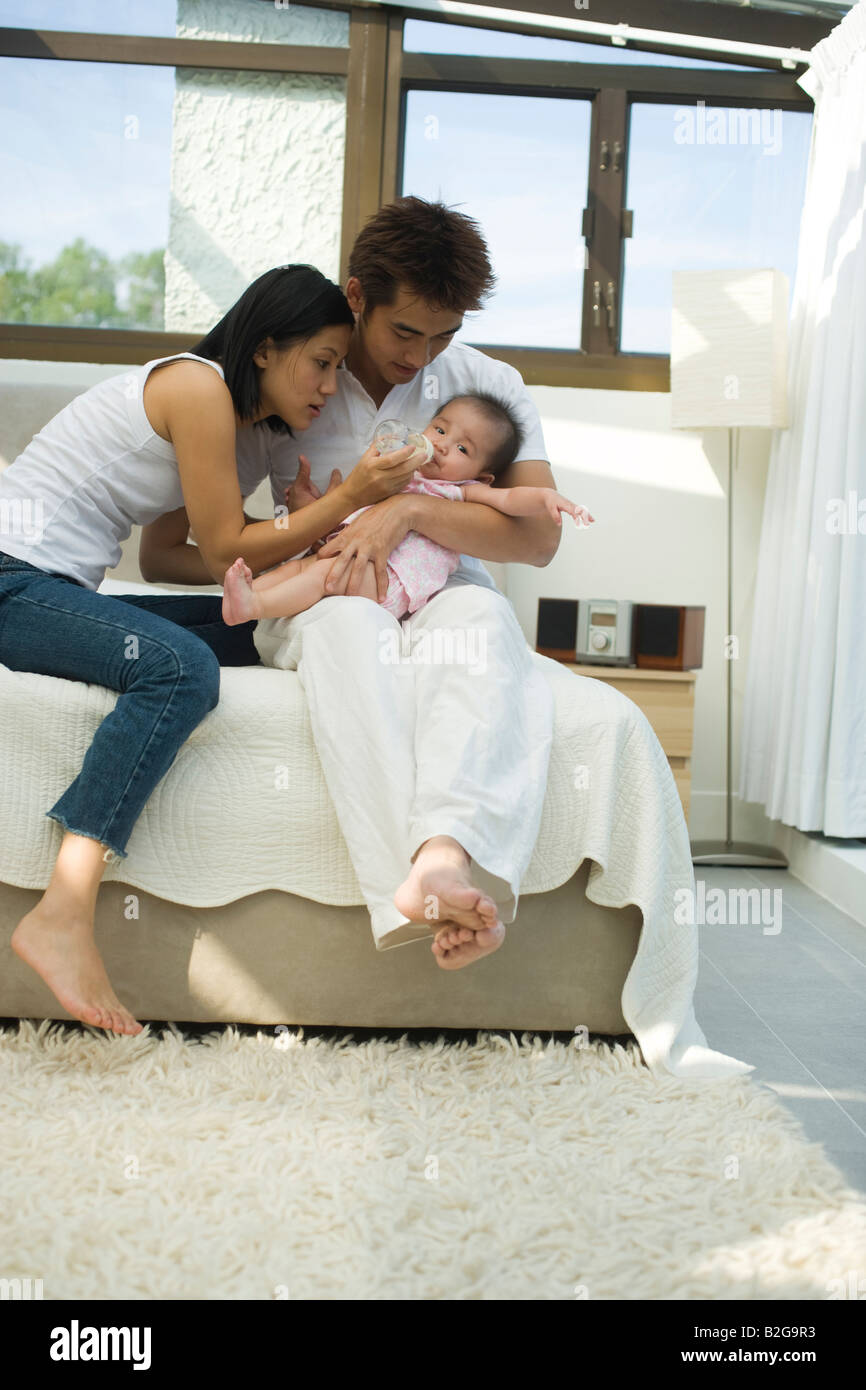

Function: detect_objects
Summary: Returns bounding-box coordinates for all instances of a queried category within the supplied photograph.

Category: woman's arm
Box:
[139,505,270,584]
[139,506,214,585]
[146,361,418,583]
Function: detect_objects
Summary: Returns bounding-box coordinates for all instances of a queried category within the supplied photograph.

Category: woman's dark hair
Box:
[348,197,496,315]
[190,265,354,434]
[441,392,524,476]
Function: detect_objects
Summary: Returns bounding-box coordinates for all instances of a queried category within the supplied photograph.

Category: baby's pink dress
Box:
[323,471,473,620]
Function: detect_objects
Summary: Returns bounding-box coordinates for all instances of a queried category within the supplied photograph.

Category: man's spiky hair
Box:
[348,196,496,314]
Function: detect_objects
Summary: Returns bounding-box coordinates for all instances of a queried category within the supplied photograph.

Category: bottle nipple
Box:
[407,431,434,463]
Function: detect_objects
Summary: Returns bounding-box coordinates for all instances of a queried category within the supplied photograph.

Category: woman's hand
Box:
[342,440,420,510]
[315,495,413,600]
[286,455,342,513]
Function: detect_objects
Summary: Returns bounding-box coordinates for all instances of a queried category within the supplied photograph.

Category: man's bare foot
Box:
[11,903,142,1035]
[222,557,260,626]
[393,835,505,969]
[431,920,506,970]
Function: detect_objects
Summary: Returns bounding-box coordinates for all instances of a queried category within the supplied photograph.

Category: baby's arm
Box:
[459,483,594,529]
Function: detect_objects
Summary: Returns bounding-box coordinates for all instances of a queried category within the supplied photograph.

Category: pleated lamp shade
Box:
[670,269,790,429]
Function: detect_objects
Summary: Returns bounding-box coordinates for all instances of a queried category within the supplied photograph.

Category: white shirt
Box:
[0,353,273,591]
[266,340,550,589]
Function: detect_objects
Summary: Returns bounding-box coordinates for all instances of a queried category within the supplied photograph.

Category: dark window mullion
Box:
[582,87,628,356]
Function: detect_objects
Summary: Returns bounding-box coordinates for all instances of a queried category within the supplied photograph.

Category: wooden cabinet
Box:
[563,663,697,821]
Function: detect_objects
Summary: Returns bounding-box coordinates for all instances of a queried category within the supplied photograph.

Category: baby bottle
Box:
[374,418,434,464]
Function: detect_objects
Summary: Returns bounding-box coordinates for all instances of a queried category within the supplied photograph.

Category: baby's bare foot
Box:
[222,557,260,626]
[393,836,505,968]
[12,903,142,1034]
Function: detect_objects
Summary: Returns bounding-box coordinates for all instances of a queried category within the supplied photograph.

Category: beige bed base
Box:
[0,860,641,1036]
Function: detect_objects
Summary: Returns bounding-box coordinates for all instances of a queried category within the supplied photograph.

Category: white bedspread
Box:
[0,584,751,1081]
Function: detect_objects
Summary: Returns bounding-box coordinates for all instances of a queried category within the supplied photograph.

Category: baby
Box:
[222,393,594,626]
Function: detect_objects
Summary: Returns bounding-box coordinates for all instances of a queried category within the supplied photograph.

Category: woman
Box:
[0,264,418,1036]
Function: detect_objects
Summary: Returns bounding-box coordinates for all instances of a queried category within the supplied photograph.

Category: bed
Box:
[0,580,751,1079]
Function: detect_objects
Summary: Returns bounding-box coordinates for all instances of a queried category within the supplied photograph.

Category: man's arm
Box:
[315,457,561,598]
[406,458,563,567]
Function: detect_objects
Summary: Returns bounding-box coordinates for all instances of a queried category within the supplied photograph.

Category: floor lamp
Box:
[670,269,789,868]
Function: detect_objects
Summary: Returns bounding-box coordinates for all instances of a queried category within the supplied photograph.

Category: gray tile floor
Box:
[693,866,866,1197]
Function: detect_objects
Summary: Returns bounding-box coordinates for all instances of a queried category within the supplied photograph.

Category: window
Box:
[0,57,174,330]
[0,0,177,37]
[401,90,591,349]
[0,6,349,338]
[621,102,813,353]
[0,0,348,44]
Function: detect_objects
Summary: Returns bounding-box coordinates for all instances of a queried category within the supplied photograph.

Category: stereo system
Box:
[536,598,705,670]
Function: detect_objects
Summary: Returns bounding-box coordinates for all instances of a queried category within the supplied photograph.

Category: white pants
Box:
[254,583,555,949]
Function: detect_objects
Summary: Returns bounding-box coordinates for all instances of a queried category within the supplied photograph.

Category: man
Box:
[256,197,560,969]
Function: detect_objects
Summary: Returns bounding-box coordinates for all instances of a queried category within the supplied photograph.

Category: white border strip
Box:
[389,0,814,66]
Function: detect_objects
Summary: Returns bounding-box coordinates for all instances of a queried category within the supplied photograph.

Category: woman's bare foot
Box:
[222,557,260,626]
[11,902,142,1035]
[393,835,505,970]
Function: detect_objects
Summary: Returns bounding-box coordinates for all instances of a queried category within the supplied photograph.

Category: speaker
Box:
[634,604,705,670]
[535,597,578,661]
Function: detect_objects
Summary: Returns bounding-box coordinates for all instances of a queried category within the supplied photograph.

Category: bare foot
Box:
[393,836,505,970]
[222,557,260,626]
[11,902,142,1035]
[431,919,506,970]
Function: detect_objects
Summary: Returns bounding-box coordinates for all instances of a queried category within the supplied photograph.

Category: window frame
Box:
[0,2,823,388]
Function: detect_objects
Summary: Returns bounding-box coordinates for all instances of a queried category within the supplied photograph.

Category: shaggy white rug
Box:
[1,1021,863,1301]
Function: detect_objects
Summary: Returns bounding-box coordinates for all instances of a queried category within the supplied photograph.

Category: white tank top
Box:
[0,352,274,590]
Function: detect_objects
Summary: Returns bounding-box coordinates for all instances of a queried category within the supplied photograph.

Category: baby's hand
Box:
[544,492,595,528]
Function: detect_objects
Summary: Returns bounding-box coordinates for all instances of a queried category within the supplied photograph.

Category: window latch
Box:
[613,141,624,173]
[606,281,617,331]
[599,140,610,171]
[593,280,602,326]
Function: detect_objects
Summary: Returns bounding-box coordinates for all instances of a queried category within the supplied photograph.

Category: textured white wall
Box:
[176,0,348,46]
[165,3,348,333]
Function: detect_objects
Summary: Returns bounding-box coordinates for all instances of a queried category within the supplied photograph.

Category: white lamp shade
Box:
[670,269,790,428]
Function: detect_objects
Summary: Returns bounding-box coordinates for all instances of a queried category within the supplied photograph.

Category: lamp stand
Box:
[690,427,788,868]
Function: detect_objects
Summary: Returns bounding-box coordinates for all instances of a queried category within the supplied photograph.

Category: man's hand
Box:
[315,495,413,601]
[286,454,342,513]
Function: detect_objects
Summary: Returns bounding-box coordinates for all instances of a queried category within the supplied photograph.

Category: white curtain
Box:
[740,0,866,836]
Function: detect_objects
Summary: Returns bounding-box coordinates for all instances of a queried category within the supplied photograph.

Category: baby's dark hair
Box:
[439,392,524,476]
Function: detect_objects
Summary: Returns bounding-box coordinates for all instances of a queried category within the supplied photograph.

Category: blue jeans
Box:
[0,551,260,860]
